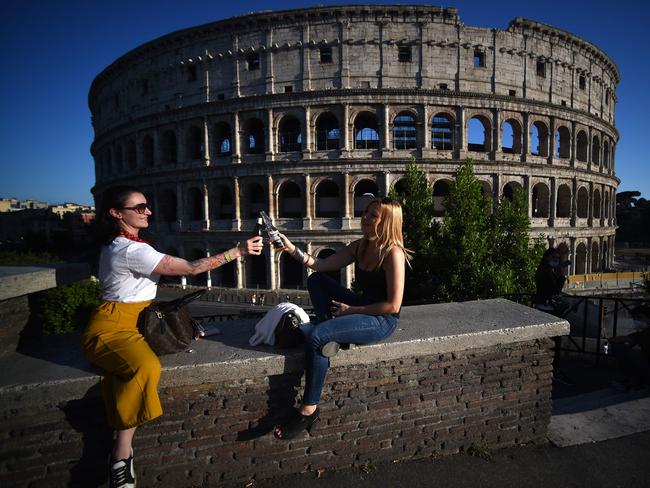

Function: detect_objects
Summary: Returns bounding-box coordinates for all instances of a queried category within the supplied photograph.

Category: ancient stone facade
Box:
[89,5,619,290]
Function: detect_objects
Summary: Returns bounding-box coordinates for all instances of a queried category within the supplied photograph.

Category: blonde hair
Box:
[362,198,413,269]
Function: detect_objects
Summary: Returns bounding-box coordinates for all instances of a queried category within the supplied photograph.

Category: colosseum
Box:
[89,4,619,291]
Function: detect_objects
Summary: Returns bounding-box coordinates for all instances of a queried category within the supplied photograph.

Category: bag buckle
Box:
[155,310,164,320]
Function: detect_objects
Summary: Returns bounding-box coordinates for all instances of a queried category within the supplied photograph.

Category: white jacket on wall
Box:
[249,302,310,346]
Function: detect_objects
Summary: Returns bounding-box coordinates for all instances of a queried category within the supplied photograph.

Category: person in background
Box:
[82,185,262,488]
[535,247,571,316]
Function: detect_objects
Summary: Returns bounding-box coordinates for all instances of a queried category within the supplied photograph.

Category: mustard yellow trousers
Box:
[82,300,162,430]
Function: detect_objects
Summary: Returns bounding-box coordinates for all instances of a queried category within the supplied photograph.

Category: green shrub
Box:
[0,251,62,266]
[42,279,101,334]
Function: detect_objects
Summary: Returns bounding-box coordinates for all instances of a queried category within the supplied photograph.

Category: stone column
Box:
[382,104,391,153]
[423,104,431,150]
[524,175,532,219]
[303,105,312,158]
[549,177,557,227]
[232,34,241,97]
[202,181,210,230]
[303,173,312,230]
[232,111,242,163]
[548,116,556,164]
[176,181,184,230]
[569,237,576,276]
[266,108,275,161]
[265,29,275,95]
[235,256,244,289]
[418,22,429,89]
[339,21,350,89]
[267,175,275,219]
[457,106,466,159]
[203,116,210,166]
[232,176,241,231]
[301,24,311,92]
[205,248,213,289]
[585,237,592,274]
[587,181,594,227]
[492,108,500,160]
[382,171,390,197]
[522,112,529,162]
[342,172,352,229]
[492,173,501,213]
[587,126,593,172]
[570,178,577,227]
[377,20,386,88]
[341,104,351,156]
[570,121,577,167]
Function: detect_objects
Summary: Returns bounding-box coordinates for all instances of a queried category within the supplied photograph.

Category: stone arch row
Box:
[141,175,616,226]
[95,106,616,178]
[553,236,615,275]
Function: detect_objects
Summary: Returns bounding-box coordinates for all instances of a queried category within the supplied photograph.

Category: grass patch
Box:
[466,442,493,462]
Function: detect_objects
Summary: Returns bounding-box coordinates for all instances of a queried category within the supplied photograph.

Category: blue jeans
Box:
[301,272,398,405]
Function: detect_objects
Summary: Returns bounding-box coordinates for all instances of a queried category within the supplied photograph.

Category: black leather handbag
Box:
[138,289,205,355]
[274,311,305,348]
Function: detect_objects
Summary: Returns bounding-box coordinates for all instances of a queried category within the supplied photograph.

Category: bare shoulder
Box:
[383,246,405,268]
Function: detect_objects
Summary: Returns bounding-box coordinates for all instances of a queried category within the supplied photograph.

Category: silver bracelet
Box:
[293,247,306,263]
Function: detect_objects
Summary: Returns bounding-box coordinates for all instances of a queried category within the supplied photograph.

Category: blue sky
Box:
[1,0,648,205]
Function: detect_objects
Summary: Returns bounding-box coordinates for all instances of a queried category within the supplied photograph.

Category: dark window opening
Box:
[398,46,412,63]
[315,113,340,151]
[536,61,546,78]
[217,93,225,101]
[439,83,448,90]
[187,65,198,82]
[247,54,260,71]
[561,100,567,106]
[579,75,586,90]
[284,86,293,93]
[605,91,610,105]
[141,79,149,96]
[509,89,516,97]
[320,46,332,63]
[473,50,485,68]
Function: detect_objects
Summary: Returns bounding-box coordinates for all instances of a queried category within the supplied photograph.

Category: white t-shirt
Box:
[99,237,166,302]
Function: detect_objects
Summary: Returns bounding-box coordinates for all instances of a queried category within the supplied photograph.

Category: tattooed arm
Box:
[153,236,263,276]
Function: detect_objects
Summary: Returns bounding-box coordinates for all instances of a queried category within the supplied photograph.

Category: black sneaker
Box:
[109,449,135,488]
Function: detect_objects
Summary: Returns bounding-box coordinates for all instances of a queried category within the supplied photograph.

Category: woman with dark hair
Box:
[272,197,411,440]
[82,185,262,488]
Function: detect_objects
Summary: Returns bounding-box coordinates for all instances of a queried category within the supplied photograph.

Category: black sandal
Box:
[274,407,319,440]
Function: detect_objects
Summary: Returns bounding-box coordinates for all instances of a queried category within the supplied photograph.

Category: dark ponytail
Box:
[95,185,143,245]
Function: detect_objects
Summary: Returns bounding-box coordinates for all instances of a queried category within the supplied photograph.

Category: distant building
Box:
[0,198,48,213]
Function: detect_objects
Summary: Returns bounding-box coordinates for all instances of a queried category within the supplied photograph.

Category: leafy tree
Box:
[389,159,440,300]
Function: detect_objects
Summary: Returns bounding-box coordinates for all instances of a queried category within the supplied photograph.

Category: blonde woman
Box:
[273,197,411,439]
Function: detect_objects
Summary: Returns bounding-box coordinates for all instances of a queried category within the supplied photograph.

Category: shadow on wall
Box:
[60,384,113,488]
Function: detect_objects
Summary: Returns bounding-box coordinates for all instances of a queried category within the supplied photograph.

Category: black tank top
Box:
[355,242,400,317]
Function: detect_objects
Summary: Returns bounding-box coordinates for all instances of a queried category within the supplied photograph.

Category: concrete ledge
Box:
[0,263,91,301]
[0,298,567,407]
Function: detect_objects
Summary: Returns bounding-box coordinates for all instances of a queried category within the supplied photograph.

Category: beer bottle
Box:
[259,211,284,249]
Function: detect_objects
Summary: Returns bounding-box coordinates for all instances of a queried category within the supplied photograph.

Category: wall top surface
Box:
[0,298,567,406]
[0,264,91,301]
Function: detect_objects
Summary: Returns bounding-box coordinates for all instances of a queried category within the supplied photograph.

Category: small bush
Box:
[42,278,101,334]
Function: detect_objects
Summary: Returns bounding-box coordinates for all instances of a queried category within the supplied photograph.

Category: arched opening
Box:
[432,179,451,217]
[243,118,265,155]
[530,121,549,157]
[186,126,203,160]
[213,122,232,157]
[114,144,123,173]
[393,112,417,150]
[187,188,203,221]
[278,116,302,153]
[555,126,571,159]
[247,252,268,289]
[315,180,340,218]
[126,140,137,169]
[480,181,492,200]
[591,242,600,272]
[557,242,571,274]
[278,181,303,218]
[593,189,601,219]
[592,135,601,165]
[468,116,490,152]
[142,136,154,167]
[575,243,587,275]
[576,131,588,162]
[501,119,522,154]
[503,181,523,202]
[556,185,572,218]
[315,112,340,150]
[187,248,207,286]
[280,252,303,289]
[161,130,177,165]
[353,180,379,217]
[247,182,266,219]
[159,189,177,223]
[603,140,610,168]
[212,185,233,220]
[394,179,408,198]
[318,248,341,283]
[354,112,380,149]
[212,253,235,287]
[431,113,453,150]
[577,187,589,218]
[532,183,550,218]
